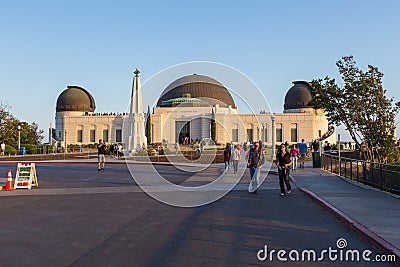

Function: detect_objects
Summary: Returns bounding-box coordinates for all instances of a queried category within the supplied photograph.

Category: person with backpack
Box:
[247,142,264,194]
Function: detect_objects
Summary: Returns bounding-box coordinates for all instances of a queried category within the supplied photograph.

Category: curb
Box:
[0,160,224,169]
[294,180,400,265]
[0,160,218,165]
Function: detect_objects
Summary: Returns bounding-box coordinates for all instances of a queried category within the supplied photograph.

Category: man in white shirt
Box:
[1,142,5,156]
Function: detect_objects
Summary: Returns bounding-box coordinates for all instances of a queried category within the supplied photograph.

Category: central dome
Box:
[156,74,235,108]
[56,86,96,112]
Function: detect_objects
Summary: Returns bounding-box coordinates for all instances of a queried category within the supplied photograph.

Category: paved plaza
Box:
[0,160,398,266]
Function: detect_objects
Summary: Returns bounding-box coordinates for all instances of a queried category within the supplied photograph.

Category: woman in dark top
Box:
[223,146,231,172]
[275,144,292,196]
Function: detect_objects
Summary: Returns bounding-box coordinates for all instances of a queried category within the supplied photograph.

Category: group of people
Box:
[288,139,308,170]
[97,140,124,172]
[223,139,310,196]
[109,143,124,159]
[223,144,242,174]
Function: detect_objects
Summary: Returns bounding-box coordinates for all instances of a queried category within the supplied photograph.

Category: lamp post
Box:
[262,123,265,145]
[17,125,21,151]
[64,130,67,154]
[271,115,276,160]
[338,133,341,175]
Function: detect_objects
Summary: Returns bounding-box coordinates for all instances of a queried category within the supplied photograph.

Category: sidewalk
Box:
[288,161,400,260]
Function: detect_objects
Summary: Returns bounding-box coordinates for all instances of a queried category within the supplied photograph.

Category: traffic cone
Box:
[5,169,14,190]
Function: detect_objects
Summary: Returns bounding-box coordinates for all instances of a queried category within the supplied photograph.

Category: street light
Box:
[63,129,67,159]
[17,125,21,151]
[271,115,276,160]
[262,123,265,144]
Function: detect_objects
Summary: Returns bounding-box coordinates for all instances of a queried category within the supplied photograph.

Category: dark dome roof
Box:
[284,81,313,110]
[56,86,96,112]
[156,74,235,108]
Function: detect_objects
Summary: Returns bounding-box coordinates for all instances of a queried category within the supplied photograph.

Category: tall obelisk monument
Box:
[127,68,147,154]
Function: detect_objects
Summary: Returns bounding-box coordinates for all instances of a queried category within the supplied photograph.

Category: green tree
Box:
[0,103,19,146]
[211,108,216,142]
[310,56,400,163]
[20,122,44,145]
[145,105,152,145]
[0,103,44,148]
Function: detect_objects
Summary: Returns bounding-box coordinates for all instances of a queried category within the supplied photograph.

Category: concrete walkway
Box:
[284,161,400,260]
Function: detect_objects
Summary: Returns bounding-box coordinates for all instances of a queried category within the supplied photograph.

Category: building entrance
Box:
[176,121,191,144]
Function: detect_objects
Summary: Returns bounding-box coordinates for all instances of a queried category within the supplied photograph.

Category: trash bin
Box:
[312,151,321,168]
[19,147,26,155]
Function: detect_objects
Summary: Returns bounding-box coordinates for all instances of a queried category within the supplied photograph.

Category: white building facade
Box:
[54,73,335,149]
[151,76,335,147]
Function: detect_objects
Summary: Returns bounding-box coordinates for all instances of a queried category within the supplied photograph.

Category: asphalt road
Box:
[0,163,396,266]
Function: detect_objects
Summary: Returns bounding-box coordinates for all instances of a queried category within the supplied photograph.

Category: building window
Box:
[59,131,61,139]
[247,129,254,142]
[103,129,109,142]
[276,123,282,143]
[232,129,238,142]
[116,129,122,143]
[77,130,83,143]
[90,130,96,143]
[290,123,298,143]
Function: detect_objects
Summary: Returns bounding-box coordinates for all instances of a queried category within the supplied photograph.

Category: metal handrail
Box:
[321,152,400,195]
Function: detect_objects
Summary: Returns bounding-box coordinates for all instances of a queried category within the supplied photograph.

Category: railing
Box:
[321,153,400,195]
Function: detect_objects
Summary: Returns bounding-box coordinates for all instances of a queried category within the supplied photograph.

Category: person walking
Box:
[298,139,307,168]
[275,144,292,196]
[290,144,299,170]
[174,142,180,155]
[98,139,106,171]
[109,144,114,158]
[117,143,123,158]
[223,145,231,172]
[232,145,241,174]
[312,139,320,152]
[247,142,264,194]
[0,142,5,156]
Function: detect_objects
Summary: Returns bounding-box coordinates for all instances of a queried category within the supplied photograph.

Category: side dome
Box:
[56,86,96,112]
[156,74,235,108]
[284,81,313,110]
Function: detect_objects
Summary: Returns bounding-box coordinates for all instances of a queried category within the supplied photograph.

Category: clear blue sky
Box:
[1,0,399,141]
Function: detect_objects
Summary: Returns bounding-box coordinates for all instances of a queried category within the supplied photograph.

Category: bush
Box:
[42,145,56,154]
[21,144,37,154]
[5,146,17,155]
